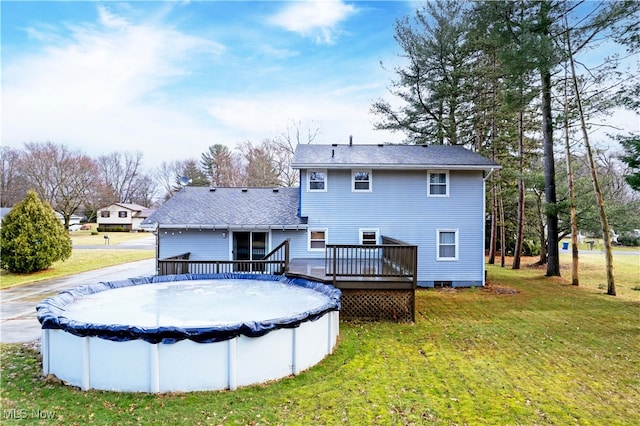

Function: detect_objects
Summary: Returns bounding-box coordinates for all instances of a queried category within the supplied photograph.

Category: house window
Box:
[352,170,372,192]
[428,171,449,196]
[118,211,128,218]
[309,229,327,250]
[308,169,327,191]
[101,211,110,218]
[437,229,458,260]
[359,229,379,245]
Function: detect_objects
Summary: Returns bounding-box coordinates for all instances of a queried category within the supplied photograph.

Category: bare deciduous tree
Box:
[272,120,320,187]
[20,141,99,228]
[238,141,280,187]
[96,151,144,204]
[0,146,27,207]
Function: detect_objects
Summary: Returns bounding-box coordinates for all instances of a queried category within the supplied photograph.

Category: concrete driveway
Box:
[0,259,156,343]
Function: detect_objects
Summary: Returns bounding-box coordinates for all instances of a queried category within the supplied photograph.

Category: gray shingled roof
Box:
[291,144,500,170]
[142,187,305,229]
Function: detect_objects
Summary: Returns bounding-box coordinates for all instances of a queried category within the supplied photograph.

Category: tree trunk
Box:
[563,64,579,286]
[488,179,497,264]
[566,23,616,295]
[513,110,525,269]
[539,1,560,277]
[496,178,506,268]
[541,68,560,276]
[534,188,547,265]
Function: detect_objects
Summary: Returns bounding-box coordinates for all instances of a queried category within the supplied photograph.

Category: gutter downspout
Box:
[484,167,496,181]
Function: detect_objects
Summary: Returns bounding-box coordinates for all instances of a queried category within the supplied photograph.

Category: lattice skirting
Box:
[340,289,414,322]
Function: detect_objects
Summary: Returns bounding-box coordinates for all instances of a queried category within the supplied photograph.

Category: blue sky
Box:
[2,1,637,173]
[2,1,418,170]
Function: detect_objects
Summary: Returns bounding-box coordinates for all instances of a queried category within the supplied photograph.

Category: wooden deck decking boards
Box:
[286,258,414,290]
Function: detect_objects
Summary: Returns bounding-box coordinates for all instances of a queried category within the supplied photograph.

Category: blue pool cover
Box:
[37,274,341,344]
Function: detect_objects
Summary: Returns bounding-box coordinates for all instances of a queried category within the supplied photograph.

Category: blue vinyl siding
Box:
[158,230,229,260]
[158,229,309,261]
[299,169,486,286]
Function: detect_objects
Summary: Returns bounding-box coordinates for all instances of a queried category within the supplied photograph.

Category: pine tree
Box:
[371,0,473,145]
[1,190,72,273]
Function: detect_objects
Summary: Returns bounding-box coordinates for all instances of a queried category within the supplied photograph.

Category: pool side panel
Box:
[158,339,230,392]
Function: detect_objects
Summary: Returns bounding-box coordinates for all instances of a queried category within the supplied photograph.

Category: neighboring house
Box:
[55,212,83,227]
[1,208,82,228]
[142,144,500,287]
[97,203,154,231]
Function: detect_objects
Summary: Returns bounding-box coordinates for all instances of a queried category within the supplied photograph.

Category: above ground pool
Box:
[37,274,341,393]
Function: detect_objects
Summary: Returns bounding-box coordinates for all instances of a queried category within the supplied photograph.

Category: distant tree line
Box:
[0,121,318,228]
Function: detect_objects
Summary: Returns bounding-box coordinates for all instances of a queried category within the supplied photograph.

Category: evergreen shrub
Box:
[0,190,72,273]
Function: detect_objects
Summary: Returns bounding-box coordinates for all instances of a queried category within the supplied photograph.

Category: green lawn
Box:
[69,228,153,246]
[0,231,154,289]
[1,256,638,425]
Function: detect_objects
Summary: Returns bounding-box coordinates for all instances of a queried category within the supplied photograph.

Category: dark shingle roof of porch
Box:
[142,186,305,230]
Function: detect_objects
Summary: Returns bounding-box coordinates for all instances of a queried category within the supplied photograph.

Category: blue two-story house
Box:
[143,143,499,289]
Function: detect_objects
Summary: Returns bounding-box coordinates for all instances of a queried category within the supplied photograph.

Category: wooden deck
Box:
[287,258,414,290]
[157,238,417,321]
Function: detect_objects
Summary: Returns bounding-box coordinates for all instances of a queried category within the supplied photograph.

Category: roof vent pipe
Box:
[349,135,353,146]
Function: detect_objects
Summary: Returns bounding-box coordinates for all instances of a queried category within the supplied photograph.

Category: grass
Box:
[558,252,640,300]
[69,228,153,246]
[1,256,639,425]
[0,230,154,290]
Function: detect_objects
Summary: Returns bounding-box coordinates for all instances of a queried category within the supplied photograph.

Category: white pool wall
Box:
[41,310,339,392]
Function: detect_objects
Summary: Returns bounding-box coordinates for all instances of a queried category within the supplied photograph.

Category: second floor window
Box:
[308,170,326,191]
[428,171,449,196]
[352,170,372,192]
[118,211,128,218]
[101,211,110,218]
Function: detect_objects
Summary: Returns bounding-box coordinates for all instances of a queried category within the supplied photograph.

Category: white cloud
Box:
[205,88,404,146]
[267,0,357,44]
[2,6,225,168]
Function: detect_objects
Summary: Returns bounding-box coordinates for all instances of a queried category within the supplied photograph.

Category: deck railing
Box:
[324,236,418,286]
[158,239,290,276]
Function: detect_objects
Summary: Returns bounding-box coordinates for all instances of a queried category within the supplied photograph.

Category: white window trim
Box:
[308,169,327,192]
[359,228,380,245]
[352,169,372,192]
[436,229,458,261]
[308,228,328,251]
[428,170,449,197]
